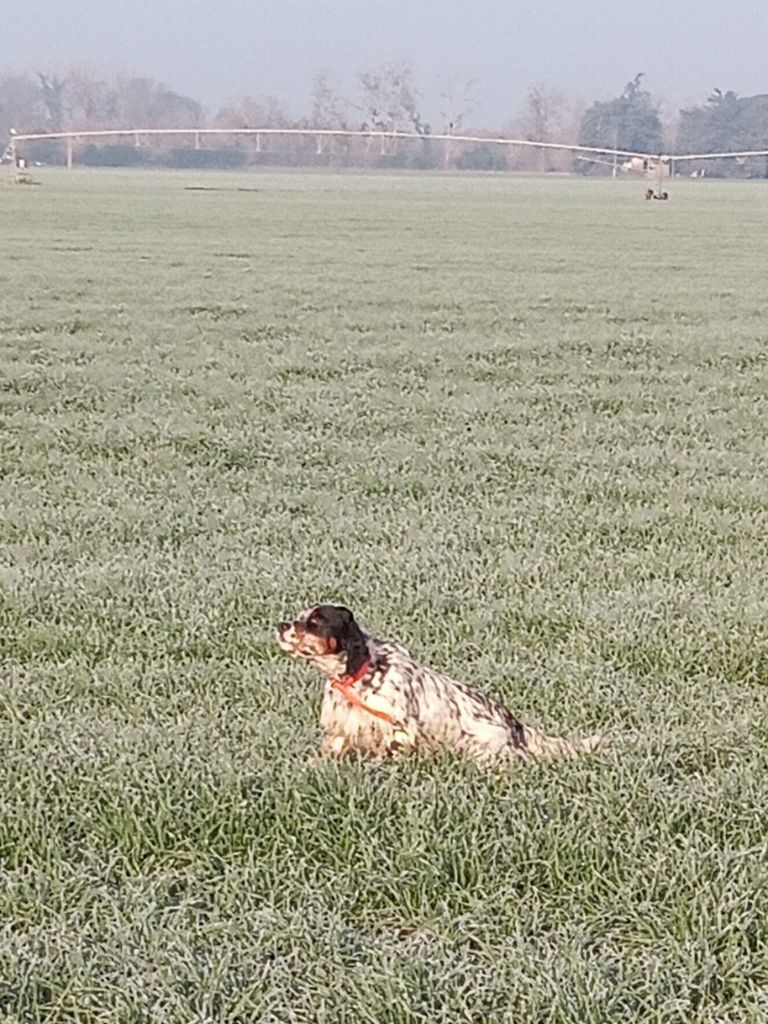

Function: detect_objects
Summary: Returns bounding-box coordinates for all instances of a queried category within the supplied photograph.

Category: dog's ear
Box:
[337,609,369,676]
[321,605,368,675]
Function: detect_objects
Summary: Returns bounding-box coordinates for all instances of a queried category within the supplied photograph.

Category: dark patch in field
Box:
[61,318,91,335]
[12,319,93,336]
[591,397,625,415]
[240,324,297,343]
[276,356,374,382]
[184,185,260,192]
[420,318,461,334]
[278,365,339,382]
[18,323,50,335]
[699,352,767,371]
[185,304,248,320]
[170,436,274,469]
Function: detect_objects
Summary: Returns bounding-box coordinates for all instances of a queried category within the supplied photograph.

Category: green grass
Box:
[1,168,767,1022]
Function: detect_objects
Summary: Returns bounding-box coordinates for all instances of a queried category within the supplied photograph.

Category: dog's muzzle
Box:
[276,621,298,653]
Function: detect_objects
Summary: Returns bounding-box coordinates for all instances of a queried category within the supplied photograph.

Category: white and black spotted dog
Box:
[277,604,602,766]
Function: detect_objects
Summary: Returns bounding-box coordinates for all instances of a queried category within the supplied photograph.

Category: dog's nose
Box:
[277,621,291,634]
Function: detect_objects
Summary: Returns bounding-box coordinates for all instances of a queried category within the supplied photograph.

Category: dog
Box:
[276,604,602,766]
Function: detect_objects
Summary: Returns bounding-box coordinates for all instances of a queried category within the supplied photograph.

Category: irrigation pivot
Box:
[6,127,768,195]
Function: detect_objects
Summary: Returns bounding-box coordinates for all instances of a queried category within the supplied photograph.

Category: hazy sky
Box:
[6,0,768,124]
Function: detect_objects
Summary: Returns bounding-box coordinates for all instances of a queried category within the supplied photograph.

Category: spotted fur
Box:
[277,604,602,766]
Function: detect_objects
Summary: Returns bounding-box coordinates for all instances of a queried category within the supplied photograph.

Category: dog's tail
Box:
[522,726,604,761]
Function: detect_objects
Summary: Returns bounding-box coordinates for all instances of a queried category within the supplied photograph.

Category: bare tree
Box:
[438,73,475,134]
[358,62,429,135]
[65,68,118,130]
[0,74,46,138]
[519,83,566,170]
[310,70,348,129]
[38,73,66,131]
[307,70,352,164]
[357,62,435,167]
[523,84,563,140]
[213,94,287,129]
[505,83,584,172]
[212,95,292,161]
[114,76,201,128]
[437,73,475,167]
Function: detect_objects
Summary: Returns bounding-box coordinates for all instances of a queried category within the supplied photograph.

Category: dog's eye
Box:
[305,610,320,628]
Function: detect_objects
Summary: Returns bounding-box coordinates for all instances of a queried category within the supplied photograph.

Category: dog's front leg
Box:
[320,733,347,758]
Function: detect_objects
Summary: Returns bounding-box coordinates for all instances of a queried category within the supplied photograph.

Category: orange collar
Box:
[330,657,397,726]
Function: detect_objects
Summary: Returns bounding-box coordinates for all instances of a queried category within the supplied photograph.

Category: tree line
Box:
[2,66,767,176]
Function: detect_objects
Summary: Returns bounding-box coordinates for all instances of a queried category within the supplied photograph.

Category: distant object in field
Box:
[622,156,670,177]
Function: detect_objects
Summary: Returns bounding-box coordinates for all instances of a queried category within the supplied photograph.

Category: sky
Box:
[5,0,768,125]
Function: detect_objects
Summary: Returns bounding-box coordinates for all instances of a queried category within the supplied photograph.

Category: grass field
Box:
[1,168,767,1022]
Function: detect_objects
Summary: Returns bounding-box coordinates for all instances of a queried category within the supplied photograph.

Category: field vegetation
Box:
[1,169,767,1022]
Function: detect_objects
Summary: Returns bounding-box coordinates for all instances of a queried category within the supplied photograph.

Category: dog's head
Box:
[276,604,370,677]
